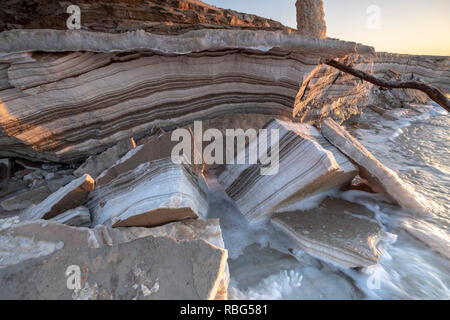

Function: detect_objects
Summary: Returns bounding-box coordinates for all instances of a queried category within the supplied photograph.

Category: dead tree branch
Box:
[325,59,450,112]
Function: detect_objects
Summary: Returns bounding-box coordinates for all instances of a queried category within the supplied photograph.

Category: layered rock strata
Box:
[88,158,207,227]
[321,118,431,216]
[272,197,382,268]
[74,138,136,179]
[0,29,374,163]
[218,119,357,221]
[0,218,228,300]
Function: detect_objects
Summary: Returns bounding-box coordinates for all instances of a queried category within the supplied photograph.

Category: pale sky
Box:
[203,0,450,56]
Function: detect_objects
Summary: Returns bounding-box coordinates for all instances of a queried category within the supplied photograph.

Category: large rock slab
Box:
[218,120,357,221]
[23,174,95,220]
[88,159,207,228]
[271,197,382,268]
[0,218,228,300]
[321,118,430,216]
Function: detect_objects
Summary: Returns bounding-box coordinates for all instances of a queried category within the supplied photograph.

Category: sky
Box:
[203,0,450,56]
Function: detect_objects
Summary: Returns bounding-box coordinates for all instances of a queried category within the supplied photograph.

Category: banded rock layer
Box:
[88,158,207,228]
[218,120,357,221]
[0,29,373,163]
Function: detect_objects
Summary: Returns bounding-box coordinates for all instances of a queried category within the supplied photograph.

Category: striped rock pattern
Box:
[0,29,373,163]
[87,158,207,228]
[218,120,357,221]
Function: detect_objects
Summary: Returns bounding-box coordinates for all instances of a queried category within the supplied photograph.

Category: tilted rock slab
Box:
[0,219,228,300]
[272,197,382,268]
[218,120,357,221]
[74,138,136,179]
[321,118,431,216]
[22,174,95,220]
[0,29,373,163]
[50,206,91,227]
[88,159,207,228]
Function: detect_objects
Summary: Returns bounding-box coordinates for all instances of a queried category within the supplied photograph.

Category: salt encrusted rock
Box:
[50,206,91,227]
[1,185,52,211]
[74,138,136,179]
[272,197,382,268]
[296,0,327,38]
[0,218,228,300]
[88,159,207,228]
[321,118,431,216]
[22,174,95,221]
[401,219,450,260]
[218,119,357,221]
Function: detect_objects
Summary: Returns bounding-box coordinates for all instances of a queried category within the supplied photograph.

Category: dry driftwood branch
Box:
[325,59,450,112]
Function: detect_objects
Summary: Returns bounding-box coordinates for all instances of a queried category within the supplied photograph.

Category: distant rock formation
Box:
[0,0,294,34]
[296,0,327,38]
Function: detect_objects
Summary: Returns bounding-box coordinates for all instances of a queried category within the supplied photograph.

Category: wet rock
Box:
[23,174,95,221]
[271,197,382,268]
[321,118,431,216]
[1,185,52,211]
[50,206,91,227]
[88,159,207,228]
[401,219,450,260]
[218,120,357,221]
[0,218,228,300]
[74,138,136,179]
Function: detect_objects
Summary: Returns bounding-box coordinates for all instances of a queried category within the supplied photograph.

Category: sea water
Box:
[206,102,450,300]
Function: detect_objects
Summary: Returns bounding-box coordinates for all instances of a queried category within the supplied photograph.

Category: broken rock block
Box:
[88,159,207,228]
[321,118,430,216]
[22,174,95,221]
[218,120,357,221]
[74,138,136,179]
[272,197,382,268]
[0,218,228,300]
[50,206,91,227]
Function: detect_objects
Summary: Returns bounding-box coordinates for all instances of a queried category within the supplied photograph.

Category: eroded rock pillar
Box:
[296,0,327,38]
